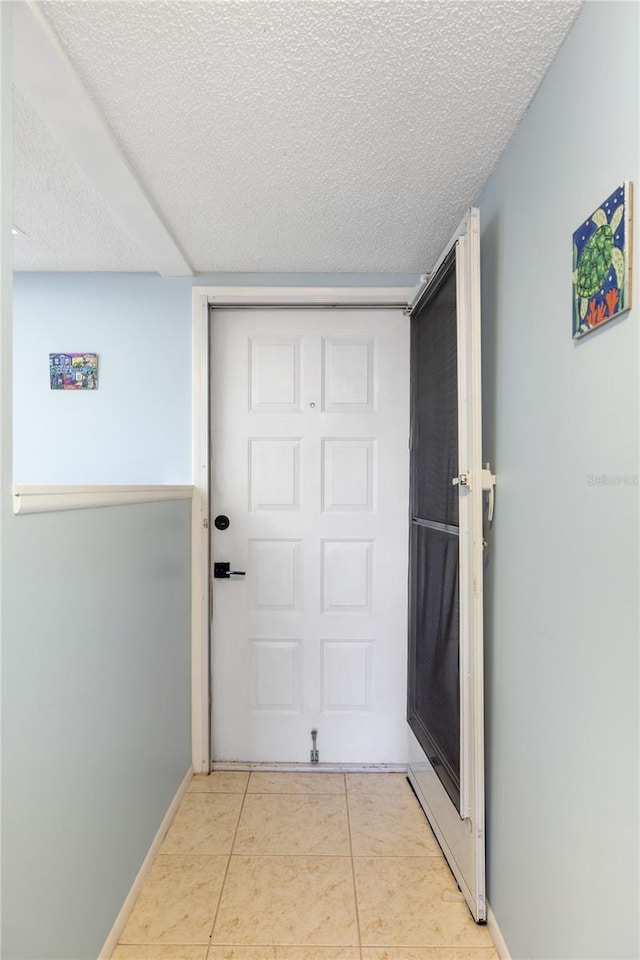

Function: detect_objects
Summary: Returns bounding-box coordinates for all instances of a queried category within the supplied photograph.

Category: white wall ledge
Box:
[13,484,194,515]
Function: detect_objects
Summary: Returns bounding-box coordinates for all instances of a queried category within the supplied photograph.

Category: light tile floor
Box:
[112,772,498,960]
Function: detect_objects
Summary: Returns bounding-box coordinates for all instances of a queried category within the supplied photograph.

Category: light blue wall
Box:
[1,498,192,960]
[13,273,193,483]
[12,271,418,484]
[479,3,639,958]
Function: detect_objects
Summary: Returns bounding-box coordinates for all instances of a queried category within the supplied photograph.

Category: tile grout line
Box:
[344,773,364,960]
[204,944,499,954]
[206,773,252,949]
[155,851,444,859]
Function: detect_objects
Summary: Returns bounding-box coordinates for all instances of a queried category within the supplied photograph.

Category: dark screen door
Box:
[407,247,461,808]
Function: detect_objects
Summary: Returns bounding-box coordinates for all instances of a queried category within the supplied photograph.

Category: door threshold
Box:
[211,761,408,773]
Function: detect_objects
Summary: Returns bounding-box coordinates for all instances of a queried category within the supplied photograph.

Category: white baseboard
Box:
[488,903,512,960]
[97,767,193,960]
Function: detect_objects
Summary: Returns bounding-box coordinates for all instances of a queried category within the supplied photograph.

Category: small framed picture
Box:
[573,182,634,339]
[49,353,98,390]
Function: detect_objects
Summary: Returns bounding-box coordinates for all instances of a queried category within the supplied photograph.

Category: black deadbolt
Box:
[214,514,230,530]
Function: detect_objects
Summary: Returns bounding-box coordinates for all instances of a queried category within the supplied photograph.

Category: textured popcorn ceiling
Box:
[14,0,583,274]
[13,88,156,272]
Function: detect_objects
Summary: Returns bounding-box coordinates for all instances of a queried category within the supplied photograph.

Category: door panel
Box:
[210,307,410,764]
[410,249,459,526]
[408,249,461,809]
[409,522,460,806]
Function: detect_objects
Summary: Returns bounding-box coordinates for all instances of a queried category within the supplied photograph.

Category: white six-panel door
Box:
[210,307,409,763]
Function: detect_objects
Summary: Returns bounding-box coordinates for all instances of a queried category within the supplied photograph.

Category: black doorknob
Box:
[214,515,230,530]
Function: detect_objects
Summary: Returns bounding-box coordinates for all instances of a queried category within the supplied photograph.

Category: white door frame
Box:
[190,284,417,771]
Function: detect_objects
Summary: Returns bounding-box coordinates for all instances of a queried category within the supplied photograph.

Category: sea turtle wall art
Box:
[573,181,634,339]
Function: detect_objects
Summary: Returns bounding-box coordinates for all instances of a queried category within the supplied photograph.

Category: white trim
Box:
[202,284,417,306]
[191,290,211,772]
[190,284,414,773]
[13,484,193,515]
[212,761,408,773]
[487,904,512,960]
[13,2,192,277]
[96,767,193,960]
[468,207,487,918]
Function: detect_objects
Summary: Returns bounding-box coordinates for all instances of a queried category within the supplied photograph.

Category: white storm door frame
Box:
[406,209,487,921]
[190,284,416,772]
